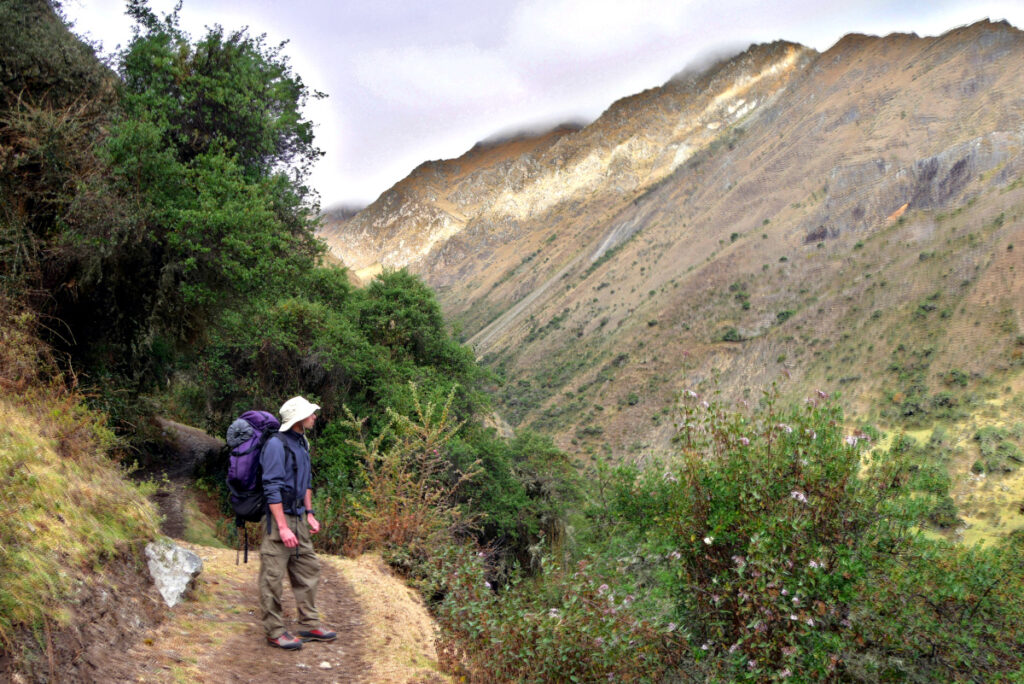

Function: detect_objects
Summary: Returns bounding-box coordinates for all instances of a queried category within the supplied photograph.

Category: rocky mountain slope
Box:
[321,20,1024,475]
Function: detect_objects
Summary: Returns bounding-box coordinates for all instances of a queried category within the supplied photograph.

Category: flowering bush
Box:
[637,388,1024,681]
[653,391,881,678]
[434,547,686,682]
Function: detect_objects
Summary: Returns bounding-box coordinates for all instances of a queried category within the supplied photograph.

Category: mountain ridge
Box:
[321,20,1024,475]
[322,39,813,278]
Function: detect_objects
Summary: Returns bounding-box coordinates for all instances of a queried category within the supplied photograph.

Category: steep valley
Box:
[10,3,1024,679]
[321,21,1024,538]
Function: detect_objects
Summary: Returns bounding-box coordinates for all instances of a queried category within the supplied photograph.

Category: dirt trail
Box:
[92,542,447,683]
[96,543,371,682]
[139,418,225,538]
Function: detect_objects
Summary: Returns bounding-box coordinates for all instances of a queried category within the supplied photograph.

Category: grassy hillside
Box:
[483,180,1024,456]
[0,303,161,677]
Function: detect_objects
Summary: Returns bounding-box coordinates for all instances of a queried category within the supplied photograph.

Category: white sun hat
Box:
[279,396,321,432]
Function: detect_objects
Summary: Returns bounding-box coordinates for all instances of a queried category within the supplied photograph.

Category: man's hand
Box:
[307,512,320,534]
[279,525,299,548]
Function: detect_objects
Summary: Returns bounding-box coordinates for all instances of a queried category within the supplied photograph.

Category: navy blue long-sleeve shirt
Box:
[259,430,311,516]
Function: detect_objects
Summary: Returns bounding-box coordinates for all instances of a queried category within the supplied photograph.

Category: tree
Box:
[101,1,325,357]
[120,0,322,181]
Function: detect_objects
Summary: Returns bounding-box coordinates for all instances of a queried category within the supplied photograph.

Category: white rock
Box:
[319,661,333,670]
[145,540,203,608]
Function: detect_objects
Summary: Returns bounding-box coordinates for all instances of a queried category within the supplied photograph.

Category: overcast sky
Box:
[61,0,1024,210]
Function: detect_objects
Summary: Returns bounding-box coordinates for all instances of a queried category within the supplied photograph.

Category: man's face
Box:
[300,413,317,431]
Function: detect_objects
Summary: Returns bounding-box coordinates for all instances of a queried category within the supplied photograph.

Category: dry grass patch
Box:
[333,553,450,683]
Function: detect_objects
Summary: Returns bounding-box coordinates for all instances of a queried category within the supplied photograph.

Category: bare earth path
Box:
[98,544,371,682]
[96,543,447,683]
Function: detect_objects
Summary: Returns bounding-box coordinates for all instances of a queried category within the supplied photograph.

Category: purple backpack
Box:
[226,411,281,563]
[226,409,280,496]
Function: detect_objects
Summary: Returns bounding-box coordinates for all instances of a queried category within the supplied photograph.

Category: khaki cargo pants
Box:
[259,513,321,639]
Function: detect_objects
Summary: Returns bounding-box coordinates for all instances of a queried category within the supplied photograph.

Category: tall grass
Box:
[0,301,159,648]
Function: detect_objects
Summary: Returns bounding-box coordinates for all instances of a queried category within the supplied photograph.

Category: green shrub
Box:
[340,384,476,562]
[434,548,686,682]
[634,390,1024,681]
[972,426,1023,473]
[720,327,743,342]
[425,386,1024,681]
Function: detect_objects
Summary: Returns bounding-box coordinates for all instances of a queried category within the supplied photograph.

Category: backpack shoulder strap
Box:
[268,432,295,461]
[266,432,302,513]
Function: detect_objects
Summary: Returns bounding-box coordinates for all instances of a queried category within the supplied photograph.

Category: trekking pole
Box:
[236,524,250,565]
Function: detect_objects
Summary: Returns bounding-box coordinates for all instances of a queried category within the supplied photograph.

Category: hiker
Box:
[259,395,337,650]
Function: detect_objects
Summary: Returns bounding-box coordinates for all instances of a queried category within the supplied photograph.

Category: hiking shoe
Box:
[267,632,303,650]
[298,628,337,642]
